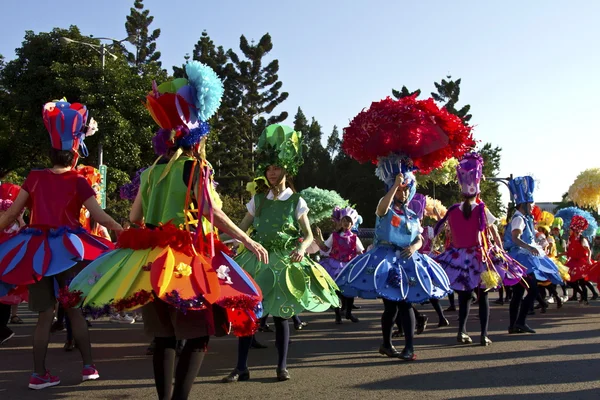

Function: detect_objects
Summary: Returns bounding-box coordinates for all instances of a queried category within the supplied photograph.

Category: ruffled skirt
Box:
[319,257,349,280]
[0,225,113,285]
[335,244,452,303]
[236,248,340,319]
[0,282,28,305]
[64,225,262,337]
[487,245,527,286]
[509,247,564,285]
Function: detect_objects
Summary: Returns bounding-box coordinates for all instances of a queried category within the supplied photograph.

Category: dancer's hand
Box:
[400,245,416,258]
[315,227,324,242]
[290,248,305,263]
[394,174,408,189]
[528,245,542,257]
[244,238,269,264]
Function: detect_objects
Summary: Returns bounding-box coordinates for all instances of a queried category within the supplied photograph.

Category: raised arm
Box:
[377,174,407,217]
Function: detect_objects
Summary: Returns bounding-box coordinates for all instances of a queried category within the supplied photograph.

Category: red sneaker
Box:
[28,371,60,390]
[82,364,100,382]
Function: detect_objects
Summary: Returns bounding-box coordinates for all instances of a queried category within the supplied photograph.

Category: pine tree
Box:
[431,75,472,123]
[326,125,341,159]
[124,0,161,66]
[392,86,421,99]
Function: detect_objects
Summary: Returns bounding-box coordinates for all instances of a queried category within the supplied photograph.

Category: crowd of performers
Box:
[0,64,599,399]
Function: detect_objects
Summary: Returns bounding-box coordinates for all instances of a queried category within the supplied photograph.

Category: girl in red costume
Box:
[564,215,592,305]
[0,100,122,390]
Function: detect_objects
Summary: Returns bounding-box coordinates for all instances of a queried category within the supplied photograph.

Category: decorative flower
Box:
[85,118,98,137]
[216,265,233,284]
[174,263,192,278]
[568,168,600,210]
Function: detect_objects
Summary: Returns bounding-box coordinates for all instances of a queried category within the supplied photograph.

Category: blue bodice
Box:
[504,213,535,250]
[374,206,421,248]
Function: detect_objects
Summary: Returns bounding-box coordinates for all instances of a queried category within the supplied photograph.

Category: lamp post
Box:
[59,35,131,208]
[487,174,514,216]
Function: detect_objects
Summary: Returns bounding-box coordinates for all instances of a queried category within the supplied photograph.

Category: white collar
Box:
[267,187,293,201]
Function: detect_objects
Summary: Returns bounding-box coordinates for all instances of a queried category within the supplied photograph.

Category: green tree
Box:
[326,125,341,159]
[295,113,331,190]
[478,143,504,217]
[0,26,166,222]
[124,0,161,67]
[392,85,421,99]
[431,75,472,123]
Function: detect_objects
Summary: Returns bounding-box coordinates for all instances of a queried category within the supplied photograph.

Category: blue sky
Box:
[2,0,599,206]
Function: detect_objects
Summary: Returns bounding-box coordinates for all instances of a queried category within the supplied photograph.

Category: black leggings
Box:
[382,299,414,351]
[509,276,538,327]
[153,336,208,400]
[457,289,489,336]
[0,303,10,328]
[237,317,290,371]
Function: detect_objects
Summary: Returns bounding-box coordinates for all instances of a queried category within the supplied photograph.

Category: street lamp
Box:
[487,174,514,216]
[59,35,131,209]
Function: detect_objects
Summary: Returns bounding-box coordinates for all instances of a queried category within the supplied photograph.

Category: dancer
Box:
[504,176,563,334]
[565,216,593,305]
[435,153,522,345]
[315,206,364,324]
[65,64,267,400]
[0,100,121,389]
[222,124,339,383]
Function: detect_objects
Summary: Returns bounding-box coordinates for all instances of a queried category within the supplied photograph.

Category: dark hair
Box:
[49,148,75,167]
[337,216,353,233]
[462,195,477,220]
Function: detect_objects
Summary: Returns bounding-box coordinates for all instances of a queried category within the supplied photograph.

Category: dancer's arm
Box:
[376,174,406,217]
[401,235,422,258]
[0,190,29,231]
[129,190,144,226]
[313,227,330,252]
[511,228,541,256]
[291,212,313,262]
[84,198,123,234]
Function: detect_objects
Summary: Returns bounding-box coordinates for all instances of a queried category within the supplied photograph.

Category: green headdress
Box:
[255,124,304,177]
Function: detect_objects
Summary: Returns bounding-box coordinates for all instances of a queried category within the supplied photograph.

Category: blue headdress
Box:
[555,207,598,242]
[508,176,535,205]
[375,153,417,202]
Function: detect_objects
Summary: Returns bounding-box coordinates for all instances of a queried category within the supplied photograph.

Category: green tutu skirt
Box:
[236,249,339,318]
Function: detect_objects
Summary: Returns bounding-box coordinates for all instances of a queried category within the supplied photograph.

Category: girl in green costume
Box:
[223,124,339,383]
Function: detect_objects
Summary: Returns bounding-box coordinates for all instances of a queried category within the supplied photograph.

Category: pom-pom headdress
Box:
[570,215,589,234]
[508,176,535,205]
[298,187,349,225]
[568,168,600,211]
[0,183,21,211]
[255,124,304,177]
[343,96,474,202]
[408,193,426,220]
[424,196,447,220]
[456,152,484,196]
[555,207,598,241]
[342,96,474,174]
[332,206,360,226]
[43,100,97,156]
[146,61,223,156]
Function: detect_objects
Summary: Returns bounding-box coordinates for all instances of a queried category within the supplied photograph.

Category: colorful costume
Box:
[65,63,262,337]
[0,101,113,289]
[237,125,339,319]
[336,95,472,360]
[565,216,591,281]
[435,154,525,290]
[319,207,364,279]
[0,183,28,304]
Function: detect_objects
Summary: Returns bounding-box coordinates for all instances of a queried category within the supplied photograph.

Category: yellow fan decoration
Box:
[424,196,447,220]
[568,168,600,210]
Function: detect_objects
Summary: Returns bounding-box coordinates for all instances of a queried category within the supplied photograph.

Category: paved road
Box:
[1,299,599,400]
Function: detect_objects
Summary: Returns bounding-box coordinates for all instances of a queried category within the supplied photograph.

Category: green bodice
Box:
[140,157,194,227]
[252,193,302,251]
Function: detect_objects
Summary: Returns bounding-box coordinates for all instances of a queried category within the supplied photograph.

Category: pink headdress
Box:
[456,152,484,196]
[332,206,360,226]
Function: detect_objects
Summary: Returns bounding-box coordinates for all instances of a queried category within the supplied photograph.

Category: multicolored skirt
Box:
[487,245,527,287]
[0,225,113,285]
[63,225,263,337]
[336,244,452,303]
[236,247,340,319]
[0,282,28,305]
[508,247,563,285]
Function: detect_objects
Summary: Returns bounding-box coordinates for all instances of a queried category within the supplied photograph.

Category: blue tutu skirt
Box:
[335,244,452,303]
[509,248,563,285]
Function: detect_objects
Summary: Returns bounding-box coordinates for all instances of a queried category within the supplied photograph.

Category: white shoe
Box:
[561,296,569,303]
[546,297,555,304]
[110,314,136,324]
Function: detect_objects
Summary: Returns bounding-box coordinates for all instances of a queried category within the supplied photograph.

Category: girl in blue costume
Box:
[336,157,452,361]
[504,176,563,334]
